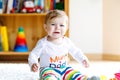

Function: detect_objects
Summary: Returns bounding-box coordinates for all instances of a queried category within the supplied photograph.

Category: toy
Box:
[14,26,28,52]
[0,26,9,51]
[35,5,42,13]
[21,0,35,13]
[89,76,100,80]
[100,75,107,80]
[115,73,120,80]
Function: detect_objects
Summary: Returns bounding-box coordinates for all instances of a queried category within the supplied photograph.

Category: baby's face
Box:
[44,17,68,39]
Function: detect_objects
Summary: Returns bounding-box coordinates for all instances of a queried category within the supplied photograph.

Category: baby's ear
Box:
[44,24,47,31]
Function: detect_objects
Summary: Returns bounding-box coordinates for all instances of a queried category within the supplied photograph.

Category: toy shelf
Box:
[0,0,69,62]
[0,52,30,62]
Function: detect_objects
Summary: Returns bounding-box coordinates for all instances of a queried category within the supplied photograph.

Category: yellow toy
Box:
[0,26,9,51]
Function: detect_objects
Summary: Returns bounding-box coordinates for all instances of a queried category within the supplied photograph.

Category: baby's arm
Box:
[28,39,43,72]
[67,38,90,68]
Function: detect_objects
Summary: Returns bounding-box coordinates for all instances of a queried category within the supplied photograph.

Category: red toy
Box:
[21,1,35,13]
[35,6,42,13]
[115,73,120,80]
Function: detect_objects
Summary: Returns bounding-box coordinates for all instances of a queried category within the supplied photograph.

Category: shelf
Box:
[0,0,69,62]
[0,52,30,62]
[0,13,46,16]
[0,52,29,55]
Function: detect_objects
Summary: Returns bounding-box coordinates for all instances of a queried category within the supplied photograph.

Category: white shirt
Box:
[28,36,88,68]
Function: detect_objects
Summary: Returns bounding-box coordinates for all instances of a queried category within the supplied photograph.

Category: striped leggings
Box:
[39,66,85,80]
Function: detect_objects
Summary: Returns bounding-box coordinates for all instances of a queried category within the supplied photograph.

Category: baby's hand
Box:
[82,60,90,68]
[31,63,39,72]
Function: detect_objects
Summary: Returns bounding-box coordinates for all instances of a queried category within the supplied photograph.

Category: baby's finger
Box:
[32,68,37,72]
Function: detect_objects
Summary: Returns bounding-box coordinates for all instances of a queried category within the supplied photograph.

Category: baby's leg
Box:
[62,66,86,80]
[40,67,61,80]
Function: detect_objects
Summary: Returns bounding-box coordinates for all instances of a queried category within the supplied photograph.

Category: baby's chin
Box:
[51,34,63,38]
[47,35,62,39]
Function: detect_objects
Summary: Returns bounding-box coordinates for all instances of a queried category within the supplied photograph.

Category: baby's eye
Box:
[51,23,55,26]
[60,25,64,27]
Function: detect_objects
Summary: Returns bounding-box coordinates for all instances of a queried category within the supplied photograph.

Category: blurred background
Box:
[69,0,120,61]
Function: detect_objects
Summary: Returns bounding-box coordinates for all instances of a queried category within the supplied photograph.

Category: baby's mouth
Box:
[54,32,60,34]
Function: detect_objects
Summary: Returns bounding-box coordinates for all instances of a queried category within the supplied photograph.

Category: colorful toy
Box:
[100,75,107,80]
[14,26,28,52]
[115,73,120,80]
[21,1,36,13]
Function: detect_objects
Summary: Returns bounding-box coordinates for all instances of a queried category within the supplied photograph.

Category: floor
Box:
[70,61,120,79]
[0,60,120,80]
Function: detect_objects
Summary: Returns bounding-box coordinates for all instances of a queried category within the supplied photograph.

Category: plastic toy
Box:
[90,76,100,80]
[100,75,107,80]
[14,26,28,52]
[115,73,120,80]
[0,26,9,51]
[21,1,35,13]
[35,6,42,13]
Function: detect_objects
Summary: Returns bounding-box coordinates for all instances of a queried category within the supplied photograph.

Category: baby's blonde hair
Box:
[45,10,68,24]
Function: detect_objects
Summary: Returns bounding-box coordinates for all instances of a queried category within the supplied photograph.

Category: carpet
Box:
[0,61,120,80]
[0,63,39,80]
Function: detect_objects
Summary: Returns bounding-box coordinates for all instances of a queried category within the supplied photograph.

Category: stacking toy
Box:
[14,26,28,52]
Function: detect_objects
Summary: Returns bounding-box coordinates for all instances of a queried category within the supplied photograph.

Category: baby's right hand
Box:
[31,63,39,72]
[82,60,90,68]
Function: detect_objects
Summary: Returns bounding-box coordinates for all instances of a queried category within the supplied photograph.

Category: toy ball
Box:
[100,75,107,80]
[115,73,120,80]
[90,75,100,80]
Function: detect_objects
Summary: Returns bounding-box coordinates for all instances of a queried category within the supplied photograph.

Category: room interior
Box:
[0,0,120,80]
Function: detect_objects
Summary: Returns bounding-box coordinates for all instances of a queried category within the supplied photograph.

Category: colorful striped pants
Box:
[39,66,85,80]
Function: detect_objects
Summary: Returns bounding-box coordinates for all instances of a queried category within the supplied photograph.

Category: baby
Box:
[28,10,92,80]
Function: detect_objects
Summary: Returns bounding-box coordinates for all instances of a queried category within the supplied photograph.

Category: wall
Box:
[103,0,120,54]
[69,0,103,54]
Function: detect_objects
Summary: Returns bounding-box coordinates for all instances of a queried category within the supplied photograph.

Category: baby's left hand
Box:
[82,60,90,68]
